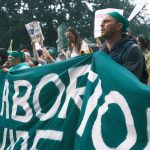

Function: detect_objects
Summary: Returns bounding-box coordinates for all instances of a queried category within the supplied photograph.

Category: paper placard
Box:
[25,21,44,41]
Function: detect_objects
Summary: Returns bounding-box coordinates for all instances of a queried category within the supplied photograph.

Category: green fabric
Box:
[9,62,29,72]
[0,53,150,149]
[49,49,58,56]
[107,11,129,32]
[9,51,25,62]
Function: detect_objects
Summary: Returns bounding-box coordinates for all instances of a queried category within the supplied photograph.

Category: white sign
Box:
[94,8,123,38]
[25,21,44,41]
[128,0,147,21]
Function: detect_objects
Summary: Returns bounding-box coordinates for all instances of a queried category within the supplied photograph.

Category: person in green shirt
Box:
[5,51,30,72]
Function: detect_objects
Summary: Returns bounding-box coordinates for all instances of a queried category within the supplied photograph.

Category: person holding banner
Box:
[3,51,30,72]
[100,12,148,83]
[136,35,150,84]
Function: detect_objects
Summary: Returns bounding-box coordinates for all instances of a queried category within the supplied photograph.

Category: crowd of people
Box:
[0,11,150,85]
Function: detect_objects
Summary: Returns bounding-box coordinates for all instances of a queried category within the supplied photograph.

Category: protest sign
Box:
[25,21,44,41]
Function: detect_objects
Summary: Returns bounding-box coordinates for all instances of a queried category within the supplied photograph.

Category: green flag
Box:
[0,52,149,149]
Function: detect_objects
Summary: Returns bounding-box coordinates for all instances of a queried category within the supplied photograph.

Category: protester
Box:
[3,51,30,72]
[99,11,148,83]
[136,35,150,84]
[0,48,8,69]
[21,48,36,67]
[65,26,93,58]
[24,52,36,67]
[31,39,55,65]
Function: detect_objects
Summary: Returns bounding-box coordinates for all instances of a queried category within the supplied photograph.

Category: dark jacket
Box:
[100,34,148,83]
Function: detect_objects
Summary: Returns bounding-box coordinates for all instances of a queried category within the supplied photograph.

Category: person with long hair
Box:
[65,27,92,58]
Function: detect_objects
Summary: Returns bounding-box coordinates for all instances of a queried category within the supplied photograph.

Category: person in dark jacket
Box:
[100,12,148,83]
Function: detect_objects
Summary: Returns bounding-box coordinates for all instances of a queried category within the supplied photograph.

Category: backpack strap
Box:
[119,41,148,83]
[118,41,136,65]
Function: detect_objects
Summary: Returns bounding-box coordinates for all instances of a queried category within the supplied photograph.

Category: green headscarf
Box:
[9,51,25,62]
[107,12,130,32]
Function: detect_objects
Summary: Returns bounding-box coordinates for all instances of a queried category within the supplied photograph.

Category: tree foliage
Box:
[0,0,150,50]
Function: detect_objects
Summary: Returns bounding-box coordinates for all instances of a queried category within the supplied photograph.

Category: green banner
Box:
[0,52,150,149]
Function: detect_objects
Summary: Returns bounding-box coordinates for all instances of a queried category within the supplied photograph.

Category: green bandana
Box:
[9,51,25,62]
[107,12,130,32]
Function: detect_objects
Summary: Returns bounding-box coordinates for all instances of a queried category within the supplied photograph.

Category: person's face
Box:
[65,32,75,43]
[7,56,19,67]
[100,15,120,39]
